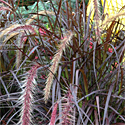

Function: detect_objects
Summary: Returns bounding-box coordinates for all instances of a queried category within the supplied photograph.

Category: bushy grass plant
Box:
[0,0,125,125]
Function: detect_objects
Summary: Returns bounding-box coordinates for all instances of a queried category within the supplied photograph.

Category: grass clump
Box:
[0,0,124,125]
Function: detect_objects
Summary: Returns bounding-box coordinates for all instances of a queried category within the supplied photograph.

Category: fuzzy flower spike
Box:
[18,64,39,125]
[44,31,73,103]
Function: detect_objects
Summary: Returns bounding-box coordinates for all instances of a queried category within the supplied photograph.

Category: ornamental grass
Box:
[0,0,124,125]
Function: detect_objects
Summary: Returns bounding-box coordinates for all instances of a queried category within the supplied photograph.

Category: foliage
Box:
[0,0,125,125]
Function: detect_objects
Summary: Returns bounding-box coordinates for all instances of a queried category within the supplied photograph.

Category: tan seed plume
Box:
[44,31,73,103]
[26,10,55,25]
[101,11,125,28]
[93,0,102,44]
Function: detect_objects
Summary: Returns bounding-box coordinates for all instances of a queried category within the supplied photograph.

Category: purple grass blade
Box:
[102,82,115,125]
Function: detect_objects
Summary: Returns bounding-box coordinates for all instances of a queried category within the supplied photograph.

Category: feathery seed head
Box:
[93,0,102,44]
[101,11,125,28]
[8,25,36,34]
[61,90,75,125]
[0,24,21,39]
[50,103,58,125]
[44,31,73,103]
[18,65,39,125]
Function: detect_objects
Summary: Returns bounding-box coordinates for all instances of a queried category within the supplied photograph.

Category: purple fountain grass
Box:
[93,0,101,44]
[50,103,58,125]
[49,90,74,125]
[8,25,36,34]
[44,31,73,103]
[18,64,39,125]
[61,90,75,125]
[0,24,21,39]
